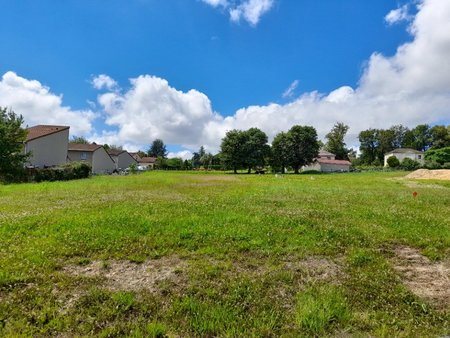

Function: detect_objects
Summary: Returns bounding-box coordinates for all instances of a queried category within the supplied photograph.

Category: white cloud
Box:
[94,75,221,151]
[202,0,274,26]
[91,74,119,91]
[201,0,228,8]
[167,150,193,160]
[0,71,95,135]
[229,0,274,26]
[282,80,299,98]
[385,4,412,25]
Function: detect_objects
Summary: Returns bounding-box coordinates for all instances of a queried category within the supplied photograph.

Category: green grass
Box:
[0,171,449,336]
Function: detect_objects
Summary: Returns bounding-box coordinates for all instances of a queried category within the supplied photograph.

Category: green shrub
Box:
[400,158,421,171]
[386,156,400,168]
[423,161,442,169]
[425,147,450,165]
[33,162,91,182]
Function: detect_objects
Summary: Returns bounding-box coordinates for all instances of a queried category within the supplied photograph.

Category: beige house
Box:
[303,150,352,172]
[138,157,157,170]
[384,148,425,166]
[107,149,138,171]
[25,125,70,168]
[68,144,115,174]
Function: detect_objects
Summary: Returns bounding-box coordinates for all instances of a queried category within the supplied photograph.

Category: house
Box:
[68,144,115,174]
[24,125,70,168]
[138,156,157,170]
[303,150,352,172]
[384,148,425,166]
[129,152,142,162]
[107,149,138,171]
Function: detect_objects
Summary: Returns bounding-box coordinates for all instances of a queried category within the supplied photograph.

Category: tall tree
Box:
[324,122,350,160]
[243,128,270,173]
[286,125,320,174]
[0,107,29,182]
[358,129,379,164]
[430,125,450,149]
[411,124,432,151]
[148,139,167,158]
[220,130,247,174]
[271,132,290,173]
[376,129,396,162]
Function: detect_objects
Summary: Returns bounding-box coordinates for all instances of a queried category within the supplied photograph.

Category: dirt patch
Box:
[63,256,186,292]
[283,256,343,282]
[392,246,450,309]
[405,169,450,181]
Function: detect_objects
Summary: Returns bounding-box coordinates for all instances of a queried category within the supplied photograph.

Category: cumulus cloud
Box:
[385,4,412,25]
[91,74,119,91]
[94,75,222,151]
[0,71,95,135]
[282,80,299,98]
[202,0,274,26]
[167,150,194,160]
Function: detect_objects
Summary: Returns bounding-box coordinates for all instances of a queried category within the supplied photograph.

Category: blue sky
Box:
[1,0,449,156]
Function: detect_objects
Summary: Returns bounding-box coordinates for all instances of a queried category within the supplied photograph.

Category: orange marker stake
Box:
[412,191,418,198]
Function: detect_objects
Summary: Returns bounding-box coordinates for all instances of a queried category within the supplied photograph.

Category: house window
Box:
[81,152,87,160]
[418,155,422,159]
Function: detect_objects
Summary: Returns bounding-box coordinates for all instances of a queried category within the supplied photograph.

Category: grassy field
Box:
[0,171,449,337]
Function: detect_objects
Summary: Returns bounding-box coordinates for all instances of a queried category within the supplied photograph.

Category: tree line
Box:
[357,124,450,165]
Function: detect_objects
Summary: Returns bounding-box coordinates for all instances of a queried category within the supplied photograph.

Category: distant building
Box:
[107,149,138,171]
[68,144,115,174]
[138,157,157,170]
[302,150,352,172]
[384,148,425,167]
[25,125,70,168]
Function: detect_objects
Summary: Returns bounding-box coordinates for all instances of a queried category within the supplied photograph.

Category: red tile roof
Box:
[318,158,351,165]
[26,125,69,142]
[68,143,102,152]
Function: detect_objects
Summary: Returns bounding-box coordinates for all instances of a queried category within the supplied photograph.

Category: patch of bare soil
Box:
[405,169,450,180]
[63,256,186,292]
[392,246,450,309]
[283,257,343,282]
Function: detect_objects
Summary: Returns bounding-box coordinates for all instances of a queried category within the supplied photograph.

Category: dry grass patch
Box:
[405,169,450,180]
[63,256,187,293]
[392,246,450,309]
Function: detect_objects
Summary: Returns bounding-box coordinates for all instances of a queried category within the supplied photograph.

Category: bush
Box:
[423,161,442,169]
[386,156,400,168]
[400,158,421,171]
[33,162,91,182]
[425,147,450,165]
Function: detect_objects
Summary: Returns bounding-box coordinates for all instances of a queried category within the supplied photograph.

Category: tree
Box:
[220,130,247,174]
[324,122,350,160]
[430,125,450,149]
[70,136,89,144]
[271,132,290,173]
[425,147,450,165]
[148,139,167,158]
[358,129,379,164]
[376,129,396,162]
[411,124,432,151]
[0,107,29,182]
[286,125,320,174]
[243,128,270,173]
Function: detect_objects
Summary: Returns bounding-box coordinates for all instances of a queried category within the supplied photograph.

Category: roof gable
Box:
[26,125,69,142]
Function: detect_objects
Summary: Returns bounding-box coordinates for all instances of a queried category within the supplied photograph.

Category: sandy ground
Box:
[405,169,450,180]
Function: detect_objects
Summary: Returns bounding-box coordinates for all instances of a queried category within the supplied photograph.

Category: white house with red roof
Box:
[25,125,70,168]
[303,150,352,172]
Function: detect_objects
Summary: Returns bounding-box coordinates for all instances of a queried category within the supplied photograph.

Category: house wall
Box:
[320,163,350,172]
[117,153,138,170]
[384,153,425,166]
[25,129,69,167]
[92,148,115,174]
[302,163,322,172]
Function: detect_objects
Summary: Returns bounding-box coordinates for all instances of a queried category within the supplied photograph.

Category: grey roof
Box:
[386,148,424,155]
